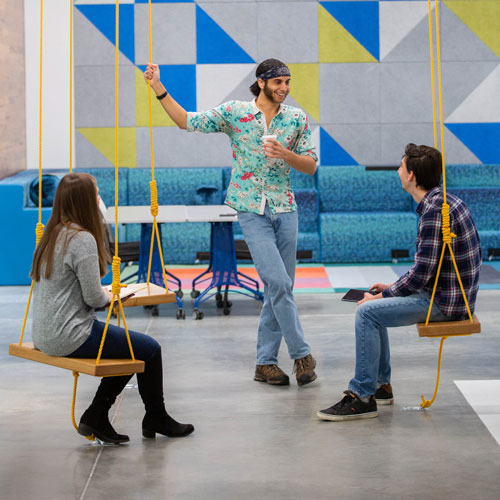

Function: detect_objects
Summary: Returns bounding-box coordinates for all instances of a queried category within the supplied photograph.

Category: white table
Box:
[104,204,260,319]
[104,205,188,224]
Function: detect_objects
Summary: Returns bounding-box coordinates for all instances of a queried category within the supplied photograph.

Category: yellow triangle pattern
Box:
[318,4,377,63]
[288,64,320,122]
[444,0,500,58]
[135,67,176,127]
[78,128,137,168]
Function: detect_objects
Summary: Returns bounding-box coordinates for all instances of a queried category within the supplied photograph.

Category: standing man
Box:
[317,144,481,421]
[144,58,318,387]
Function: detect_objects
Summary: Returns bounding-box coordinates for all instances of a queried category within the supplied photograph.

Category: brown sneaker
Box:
[293,354,317,386]
[254,364,290,386]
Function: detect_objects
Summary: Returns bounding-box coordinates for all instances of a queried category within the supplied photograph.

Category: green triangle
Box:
[288,64,319,122]
[78,128,136,168]
[444,0,500,57]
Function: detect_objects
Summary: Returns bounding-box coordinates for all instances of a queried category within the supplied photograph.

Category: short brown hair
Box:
[31,173,110,280]
[404,143,442,190]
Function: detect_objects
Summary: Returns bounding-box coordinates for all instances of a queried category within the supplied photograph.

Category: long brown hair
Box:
[31,173,110,280]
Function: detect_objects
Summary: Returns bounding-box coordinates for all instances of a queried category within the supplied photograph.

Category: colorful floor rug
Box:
[137,262,500,294]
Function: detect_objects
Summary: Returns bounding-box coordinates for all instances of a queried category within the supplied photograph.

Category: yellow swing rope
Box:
[16,0,136,436]
[420,0,474,408]
[71,0,138,435]
[69,0,73,174]
[19,0,45,346]
[96,0,136,368]
[146,0,169,292]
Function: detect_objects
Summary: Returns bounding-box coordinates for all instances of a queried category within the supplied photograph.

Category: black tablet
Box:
[341,289,377,302]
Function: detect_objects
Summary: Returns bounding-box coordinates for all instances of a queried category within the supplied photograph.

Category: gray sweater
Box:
[32,227,109,356]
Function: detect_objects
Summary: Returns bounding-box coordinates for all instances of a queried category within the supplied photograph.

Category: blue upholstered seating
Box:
[320,212,417,263]
[1,163,498,284]
[446,164,500,188]
[318,166,415,262]
[76,168,128,207]
[318,166,413,213]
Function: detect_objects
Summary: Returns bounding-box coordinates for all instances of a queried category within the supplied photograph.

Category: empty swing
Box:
[416,0,481,408]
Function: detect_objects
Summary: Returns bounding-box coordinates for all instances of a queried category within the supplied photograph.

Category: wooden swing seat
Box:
[8,342,144,377]
[8,285,177,376]
[417,314,481,337]
[113,282,177,309]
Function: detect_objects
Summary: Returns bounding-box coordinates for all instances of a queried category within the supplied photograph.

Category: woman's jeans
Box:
[237,205,311,365]
[70,320,164,414]
[348,291,449,398]
[70,319,160,361]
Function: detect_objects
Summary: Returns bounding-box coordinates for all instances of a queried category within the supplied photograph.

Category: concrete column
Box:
[0,0,26,179]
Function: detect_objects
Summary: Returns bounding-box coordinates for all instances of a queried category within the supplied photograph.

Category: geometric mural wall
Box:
[73,0,500,168]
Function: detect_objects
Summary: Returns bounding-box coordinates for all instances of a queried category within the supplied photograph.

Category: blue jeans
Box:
[348,291,449,398]
[237,205,311,365]
[70,319,160,361]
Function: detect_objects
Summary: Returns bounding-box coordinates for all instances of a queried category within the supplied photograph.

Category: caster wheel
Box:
[152,305,159,317]
[223,307,231,316]
[176,290,184,299]
[192,310,204,320]
[191,290,200,299]
[176,309,186,320]
[215,293,223,302]
[216,300,224,309]
[226,300,232,308]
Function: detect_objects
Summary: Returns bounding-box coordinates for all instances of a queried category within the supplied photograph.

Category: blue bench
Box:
[318,166,415,263]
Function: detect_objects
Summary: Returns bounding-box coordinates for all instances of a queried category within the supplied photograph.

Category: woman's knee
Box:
[129,330,161,360]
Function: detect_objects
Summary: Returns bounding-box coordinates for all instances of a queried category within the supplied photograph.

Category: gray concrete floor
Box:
[1,286,499,500]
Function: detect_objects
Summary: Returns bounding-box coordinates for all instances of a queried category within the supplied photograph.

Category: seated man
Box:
[317,143,482,421]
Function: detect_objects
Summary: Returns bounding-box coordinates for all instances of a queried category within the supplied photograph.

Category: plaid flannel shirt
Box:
[383,187,482,319]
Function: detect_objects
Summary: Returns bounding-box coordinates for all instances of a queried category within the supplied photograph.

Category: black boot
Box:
[78,375,132,444]
[138,348,194,439]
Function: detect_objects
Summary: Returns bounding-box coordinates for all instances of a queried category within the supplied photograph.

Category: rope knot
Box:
[111,256,126,296]
[35,222,45,245]
[420,396,432,408]
[150,180,158,217]
[441,203,456,245]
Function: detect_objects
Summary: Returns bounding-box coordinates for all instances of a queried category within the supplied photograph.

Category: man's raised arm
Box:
[144,63,188,130]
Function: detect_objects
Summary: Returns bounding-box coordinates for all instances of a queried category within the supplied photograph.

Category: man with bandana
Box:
[144,59,318,387]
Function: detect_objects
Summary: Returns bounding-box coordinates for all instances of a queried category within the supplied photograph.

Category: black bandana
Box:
[256,65,291,81]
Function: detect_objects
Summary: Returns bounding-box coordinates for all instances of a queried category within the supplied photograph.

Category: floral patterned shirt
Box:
[186,99,318,214]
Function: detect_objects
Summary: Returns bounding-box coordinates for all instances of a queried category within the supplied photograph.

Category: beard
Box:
[263,81,287,103]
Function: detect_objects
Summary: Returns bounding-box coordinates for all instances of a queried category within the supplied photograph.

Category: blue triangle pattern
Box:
[76,4,135,63]
[196,5,254,64]
[138,65,196,110]
[446,123,500,164]
[320,1,379,60]
[320,128,358,166]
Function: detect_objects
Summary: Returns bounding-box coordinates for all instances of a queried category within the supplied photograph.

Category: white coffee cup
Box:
[262,135,277,162]
[262,134,277,144]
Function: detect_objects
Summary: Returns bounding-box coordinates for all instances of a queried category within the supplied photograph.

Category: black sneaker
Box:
[375,384,394,405]
[317,391,378,421]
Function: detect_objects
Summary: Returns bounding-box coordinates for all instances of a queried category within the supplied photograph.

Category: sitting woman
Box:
[30,172,194,444]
